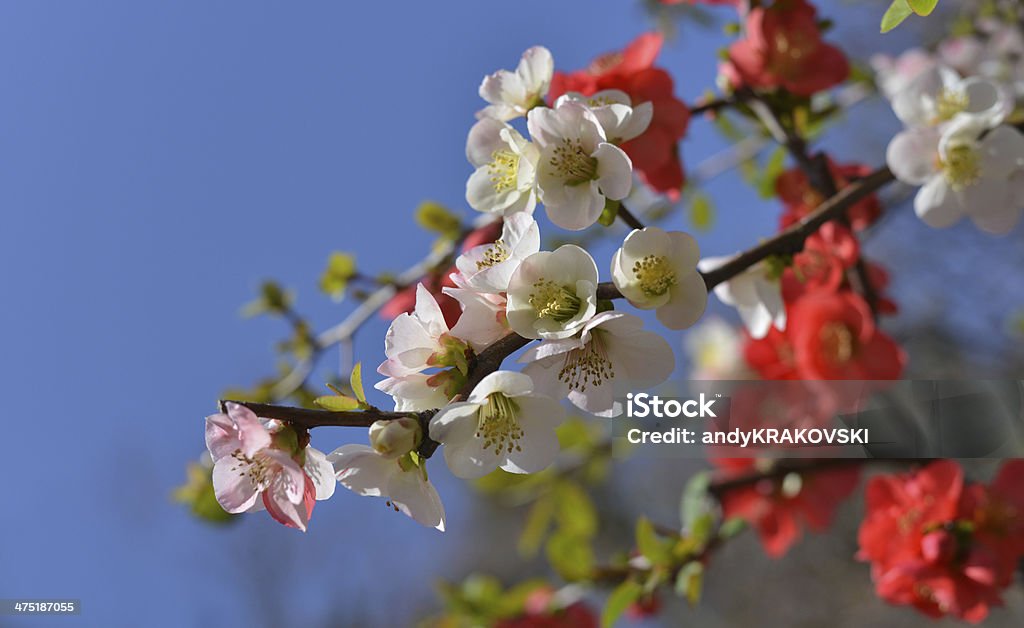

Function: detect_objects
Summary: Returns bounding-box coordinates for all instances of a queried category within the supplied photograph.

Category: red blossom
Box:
[723,0,849,96]
[780,223,859,303]
[787,292,905,380]
[549,33,690,199]
[714,458,860,557]
[776,161,883,231]
[858,460,1024,623]
[744,327,799,380]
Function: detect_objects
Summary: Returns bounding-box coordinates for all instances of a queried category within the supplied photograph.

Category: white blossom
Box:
[611,227,707,330]
[527,101,633,230]
[429,371,565,479]
[466,118,539,216]
[698,256,786,339]
[477,46,554,122]
[890,64,1012,131]
[520,311,674,417]
[554,89,653,145]
[887,120,1024,234]
[453,212,540,293]
[506,244,599,340]
[329,444,446,531]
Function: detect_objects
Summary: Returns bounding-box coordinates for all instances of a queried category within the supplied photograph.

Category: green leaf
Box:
[906,0,938,15]
[241,280,293,317]
[757,146,788,199]
[415,201,462,239]
[314,394,360,411]
[518,493,556,556]
[598,198,620,227]
[689,512,715,549]
[680,471,713,533]
[636,517,670,567]
[350,362,366,405]
[602,580,642,628]
[674,561,704,607]
[880,0,914,32]
[546,531,594,581]
[718,517,748,540]
[689,192,714,231]
[319,252,357,301]
[555,481,598,537]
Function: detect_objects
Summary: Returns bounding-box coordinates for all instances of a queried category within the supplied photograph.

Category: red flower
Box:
[744,327,799,380]
[787,292,905,380]
[780,223,859,303]
[723,0,849,96]
[858,460,1024,623]
[549,33,690,199]
[380,220,503,327]
[777,161,883,231]
[714,458,860,557]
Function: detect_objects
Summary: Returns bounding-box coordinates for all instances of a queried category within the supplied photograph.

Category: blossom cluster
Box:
[859,460,1024,623]
[878,42,1024,233]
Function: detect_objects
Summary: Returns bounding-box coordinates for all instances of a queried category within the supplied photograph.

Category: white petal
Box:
[442,434,500,479]
[212,456,260,513]
[387,471,446,531]
[543,180,606,231]
[428,402,482,444]
[887,128,941,185]
[466,118,511,167]
[468,370,535,402]
[914,176,965,228]
[594,143,633,201]
[979,125,1024,180]
[502,405,562,474]
[658,272,708,330]
[329,444,395,497]
[304,447,336,501]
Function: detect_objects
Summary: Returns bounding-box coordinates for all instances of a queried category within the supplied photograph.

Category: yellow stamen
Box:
[632,254,676,297]
[529,278,582,323]
[476,393,523,454]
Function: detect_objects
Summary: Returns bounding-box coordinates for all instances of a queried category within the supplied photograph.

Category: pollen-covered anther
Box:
[558,334,614,392]
[488,149,520,193]
[475,392,523,454]
[476,240,509,270]
[550,138,598,185]
[632,254,677,297]
[529,278,582,322]
[230,450,269,486]
[939,144,981,189]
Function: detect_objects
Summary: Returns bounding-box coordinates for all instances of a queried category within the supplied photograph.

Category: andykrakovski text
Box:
[623,393,870,447]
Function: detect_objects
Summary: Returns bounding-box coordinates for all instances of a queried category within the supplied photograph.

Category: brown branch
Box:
[745,90,882,314]
[698,166,895,291]
[616,204,646,231]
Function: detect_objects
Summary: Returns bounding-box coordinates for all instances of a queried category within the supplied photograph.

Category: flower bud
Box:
[369,418,422,459]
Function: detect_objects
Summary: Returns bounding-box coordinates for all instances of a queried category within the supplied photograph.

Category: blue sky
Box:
[0,1,914,626]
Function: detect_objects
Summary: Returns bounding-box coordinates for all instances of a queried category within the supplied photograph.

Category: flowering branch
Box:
[223,162,897,438]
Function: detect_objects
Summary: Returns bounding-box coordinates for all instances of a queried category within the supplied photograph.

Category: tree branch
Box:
[698,165,895,291]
